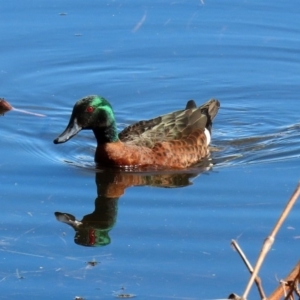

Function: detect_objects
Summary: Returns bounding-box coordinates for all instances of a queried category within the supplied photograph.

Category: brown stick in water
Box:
[0,98,45,117]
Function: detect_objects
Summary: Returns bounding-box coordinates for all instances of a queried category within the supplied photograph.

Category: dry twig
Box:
[231,240,267,299]
[242,182,300,299]
[268,261,300,300]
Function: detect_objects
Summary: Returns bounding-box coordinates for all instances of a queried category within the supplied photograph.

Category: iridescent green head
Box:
[54,95,119,144]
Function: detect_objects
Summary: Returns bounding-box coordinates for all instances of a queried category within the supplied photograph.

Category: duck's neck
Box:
[93,123,119,144]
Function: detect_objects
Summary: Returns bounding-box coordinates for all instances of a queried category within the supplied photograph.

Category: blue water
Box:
[1,1,300,299]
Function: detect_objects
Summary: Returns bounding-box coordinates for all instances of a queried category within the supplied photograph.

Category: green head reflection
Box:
[55,165,210,247]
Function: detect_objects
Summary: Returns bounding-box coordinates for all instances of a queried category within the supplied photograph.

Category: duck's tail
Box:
[206,98,220,120]
[202,98,220,133]
[185,98,220,134]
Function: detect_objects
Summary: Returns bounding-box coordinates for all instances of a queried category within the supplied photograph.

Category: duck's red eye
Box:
[86,106,94,113]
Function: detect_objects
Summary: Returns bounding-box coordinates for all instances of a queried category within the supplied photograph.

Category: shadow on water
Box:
[54,162,210,247]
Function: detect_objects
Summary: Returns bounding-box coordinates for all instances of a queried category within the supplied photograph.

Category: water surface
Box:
[1,1,300,299]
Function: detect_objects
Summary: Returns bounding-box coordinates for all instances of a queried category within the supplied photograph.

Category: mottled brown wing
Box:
[118,99,219,148]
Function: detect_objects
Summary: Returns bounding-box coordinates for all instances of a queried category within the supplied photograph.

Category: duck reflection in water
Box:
[55,160,211,247]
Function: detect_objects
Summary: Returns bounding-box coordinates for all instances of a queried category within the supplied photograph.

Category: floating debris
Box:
[114,287,136,299]
[16,268,24,279]
[132,12,147,32]
[115,294,136,299]
[0,97,45,117]
[0,98,12,111]
[86,260,98,267]
[12,108,46,117]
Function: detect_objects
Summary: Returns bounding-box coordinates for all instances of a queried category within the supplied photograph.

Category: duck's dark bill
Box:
[53,118,82,144]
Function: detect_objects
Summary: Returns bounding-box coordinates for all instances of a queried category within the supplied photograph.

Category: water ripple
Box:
[213,122,300,167]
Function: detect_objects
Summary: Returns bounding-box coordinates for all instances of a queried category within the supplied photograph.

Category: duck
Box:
[53,95,220,169]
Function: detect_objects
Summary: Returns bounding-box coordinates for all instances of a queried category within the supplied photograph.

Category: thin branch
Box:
[242,182,300,300]
[231,240,267,299]
[268,261,300,300]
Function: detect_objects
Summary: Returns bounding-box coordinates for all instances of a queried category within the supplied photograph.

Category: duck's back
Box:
[119,98,220,148]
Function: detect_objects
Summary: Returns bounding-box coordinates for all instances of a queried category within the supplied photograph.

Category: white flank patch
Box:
[204,128,211,145]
